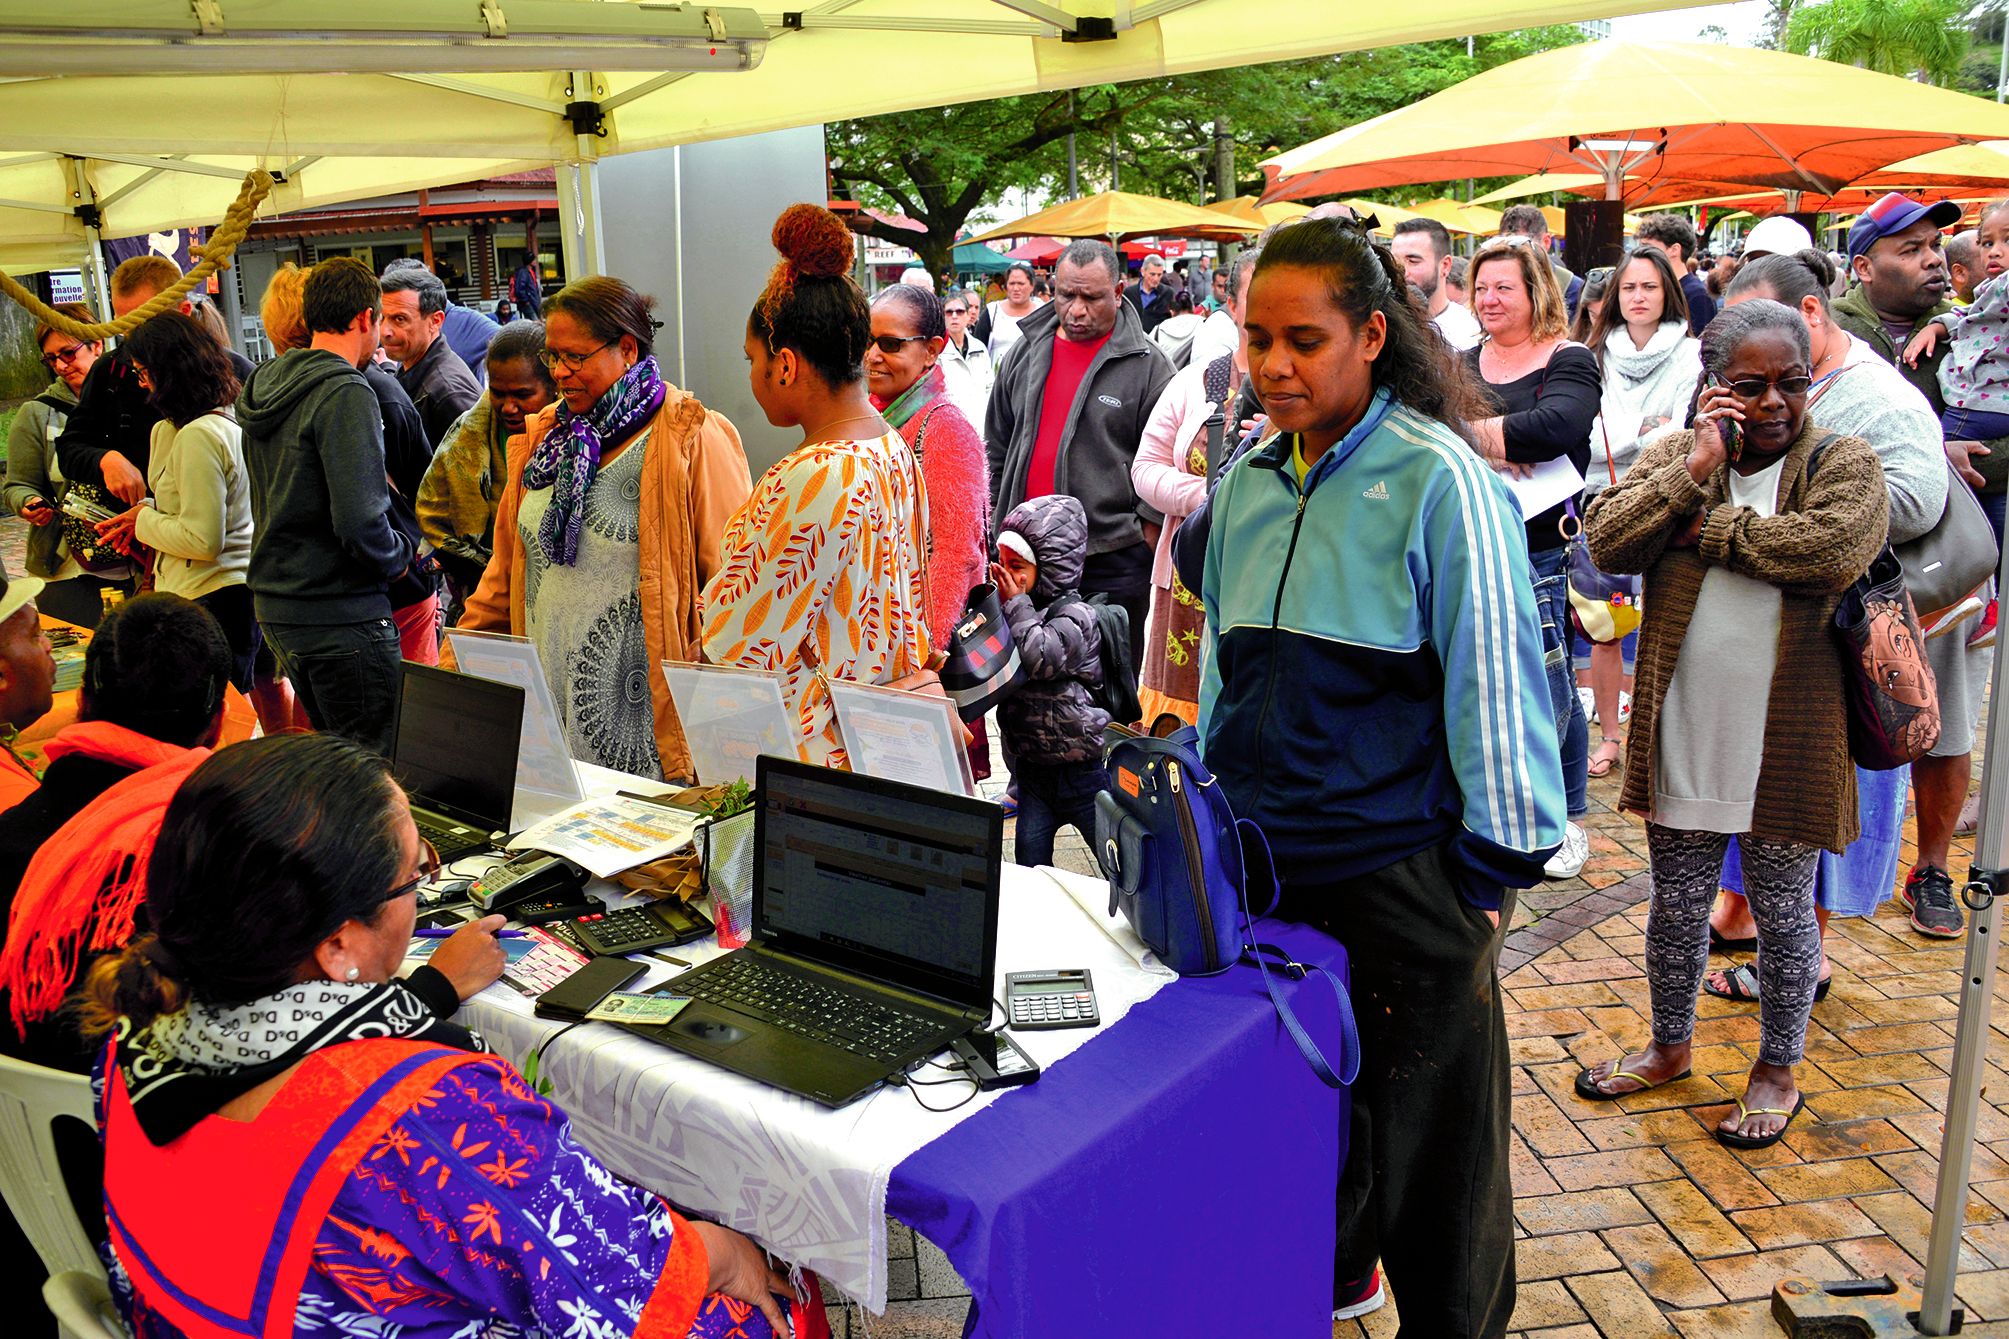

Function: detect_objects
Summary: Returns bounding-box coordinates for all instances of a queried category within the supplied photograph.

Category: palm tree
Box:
[1783,0,1972,85]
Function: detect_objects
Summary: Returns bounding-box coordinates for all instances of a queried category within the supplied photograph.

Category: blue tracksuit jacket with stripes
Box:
[1197,388,1566,906]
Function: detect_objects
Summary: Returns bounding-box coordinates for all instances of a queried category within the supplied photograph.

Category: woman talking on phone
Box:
[1575,300,1889,1151]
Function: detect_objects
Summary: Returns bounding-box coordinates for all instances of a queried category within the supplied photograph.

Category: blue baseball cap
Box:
[1846,192,1962,261]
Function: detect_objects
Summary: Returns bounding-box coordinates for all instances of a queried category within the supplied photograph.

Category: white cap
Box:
[1742,216,1814,260]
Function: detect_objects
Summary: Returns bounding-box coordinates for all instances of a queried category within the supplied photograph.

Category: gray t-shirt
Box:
[519,430,664,781]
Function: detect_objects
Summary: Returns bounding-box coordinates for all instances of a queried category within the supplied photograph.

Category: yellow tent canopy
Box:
[1262,38,2009,202]
[968,190,1259,244]
[1404,197,1503,235]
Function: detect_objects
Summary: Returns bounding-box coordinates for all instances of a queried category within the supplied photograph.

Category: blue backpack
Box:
[1092,725,1359,1088]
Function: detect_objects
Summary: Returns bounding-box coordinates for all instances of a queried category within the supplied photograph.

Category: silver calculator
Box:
[1005,969,1099,1031]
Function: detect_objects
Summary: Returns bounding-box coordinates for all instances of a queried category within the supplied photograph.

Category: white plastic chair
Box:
[43,1271,122,1339]
[0,1051,103,1281]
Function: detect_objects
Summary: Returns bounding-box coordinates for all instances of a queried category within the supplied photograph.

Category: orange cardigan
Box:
[457,390,752,782]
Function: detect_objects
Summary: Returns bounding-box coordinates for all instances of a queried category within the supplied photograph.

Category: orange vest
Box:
[103,1038,488,1339]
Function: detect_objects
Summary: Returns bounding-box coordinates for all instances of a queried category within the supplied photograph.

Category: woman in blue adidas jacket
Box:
[1197,218,1566,1336]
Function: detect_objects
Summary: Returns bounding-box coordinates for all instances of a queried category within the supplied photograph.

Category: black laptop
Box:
[643,755,1004,1108]
[392,663,525,862]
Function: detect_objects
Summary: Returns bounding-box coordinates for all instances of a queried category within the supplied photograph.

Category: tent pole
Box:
[1918,537,2009,1334]
[80,224,110,321]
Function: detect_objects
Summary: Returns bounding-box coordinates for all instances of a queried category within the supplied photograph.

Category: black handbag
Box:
[939,582,1023,722]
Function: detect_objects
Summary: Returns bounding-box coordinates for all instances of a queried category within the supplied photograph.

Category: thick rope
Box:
[0,169,274,341]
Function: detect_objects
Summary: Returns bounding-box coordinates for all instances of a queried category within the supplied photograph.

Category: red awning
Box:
[1004,237,1063,263]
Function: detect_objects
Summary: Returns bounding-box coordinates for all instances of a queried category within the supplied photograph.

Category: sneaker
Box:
[1971,598,1998,651]
[1956,791,1981,837]
[1617,688,1633,723]
[1901,865,1965,938]
[1333,1269,1386,1322]
[1544,821,1590,880]
[1922,594,1985,640]
[1578,686,1597,724]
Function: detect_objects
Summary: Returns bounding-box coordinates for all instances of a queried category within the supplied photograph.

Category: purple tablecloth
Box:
[887,919,1349,1337]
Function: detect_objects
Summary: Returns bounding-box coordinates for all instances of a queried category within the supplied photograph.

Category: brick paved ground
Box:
[836,696,2001,1338]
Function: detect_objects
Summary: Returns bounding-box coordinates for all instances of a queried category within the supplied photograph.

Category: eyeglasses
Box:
[383,838,442,903]
[1585,267,1616,284]
[40,342,87,369]
[1717,374,1813,399]
[870,334,930,355]
[538,339,614,372]
[943,306,968,317]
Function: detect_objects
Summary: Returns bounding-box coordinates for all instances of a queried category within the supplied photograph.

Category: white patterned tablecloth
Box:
[459,861,1172,1312]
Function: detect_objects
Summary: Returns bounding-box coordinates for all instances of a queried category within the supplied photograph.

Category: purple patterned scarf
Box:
[522,354,667,565]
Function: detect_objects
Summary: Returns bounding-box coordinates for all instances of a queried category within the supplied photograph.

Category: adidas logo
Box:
[1362,480,1390,500]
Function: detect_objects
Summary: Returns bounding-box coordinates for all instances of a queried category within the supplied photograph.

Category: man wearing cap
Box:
[0,569,58,811]
[1831,191,1999,937]
[1742,215,1814,262]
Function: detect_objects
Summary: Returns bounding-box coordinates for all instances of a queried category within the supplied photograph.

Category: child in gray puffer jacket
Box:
[992,494,1111,868]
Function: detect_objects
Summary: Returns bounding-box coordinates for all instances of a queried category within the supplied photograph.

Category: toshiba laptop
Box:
[392,663,525,862]
[643,755,1003,1108]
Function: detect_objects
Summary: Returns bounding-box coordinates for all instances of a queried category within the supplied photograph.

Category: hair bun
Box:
[1795,247,1836,290]
[772,203,854,280]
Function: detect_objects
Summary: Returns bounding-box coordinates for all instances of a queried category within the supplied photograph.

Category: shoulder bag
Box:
[1093,725,1360,1089]
[1567,418,1644,644]
[1806,433,1943,770]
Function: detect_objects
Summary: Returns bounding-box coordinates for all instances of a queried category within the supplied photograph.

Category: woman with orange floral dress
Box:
[701,204,931,767]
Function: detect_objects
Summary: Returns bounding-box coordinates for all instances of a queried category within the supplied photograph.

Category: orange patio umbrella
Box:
[1262,39,2009,204]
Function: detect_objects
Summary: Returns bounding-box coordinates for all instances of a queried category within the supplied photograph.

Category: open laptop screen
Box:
[392,663,524,830]
[754,756,1002,1011]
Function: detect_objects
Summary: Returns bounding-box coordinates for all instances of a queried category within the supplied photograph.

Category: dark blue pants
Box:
[1011,757,1108,868]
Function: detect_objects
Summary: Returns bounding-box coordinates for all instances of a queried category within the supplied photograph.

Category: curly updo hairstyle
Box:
[749,203,871,387]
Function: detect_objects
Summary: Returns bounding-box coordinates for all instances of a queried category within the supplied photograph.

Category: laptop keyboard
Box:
[413,810,490,859]
[679,957,947,1062]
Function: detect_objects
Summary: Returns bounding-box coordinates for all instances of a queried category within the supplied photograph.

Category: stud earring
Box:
[344,966,360,982]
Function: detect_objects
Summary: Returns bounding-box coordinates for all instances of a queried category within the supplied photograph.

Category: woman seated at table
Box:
[461,277,753,783]
[83,732,813,1339]
[702,205,931,767]
[96,312,259,692]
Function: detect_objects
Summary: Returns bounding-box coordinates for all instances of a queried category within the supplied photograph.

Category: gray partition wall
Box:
[597,125,830,480]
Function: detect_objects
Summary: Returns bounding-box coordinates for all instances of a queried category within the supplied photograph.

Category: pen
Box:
[411,927,531,939]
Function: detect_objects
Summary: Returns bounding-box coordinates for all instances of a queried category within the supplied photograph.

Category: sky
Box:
[1607,1,1774,46]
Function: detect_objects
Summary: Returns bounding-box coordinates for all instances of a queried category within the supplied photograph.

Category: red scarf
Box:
[0,722,207,1031]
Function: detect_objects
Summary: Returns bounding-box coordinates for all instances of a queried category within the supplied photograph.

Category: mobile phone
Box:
[1707,376,1743,461]
[533,956,646,1021]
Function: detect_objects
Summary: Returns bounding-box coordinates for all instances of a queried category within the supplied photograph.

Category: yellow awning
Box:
[1404,197,1504,235]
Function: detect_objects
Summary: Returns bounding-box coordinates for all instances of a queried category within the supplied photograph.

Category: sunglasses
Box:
[1715,373,1812,398]
[1585,266,1616,284]
[870,334,931,355]
[41,342,87,369]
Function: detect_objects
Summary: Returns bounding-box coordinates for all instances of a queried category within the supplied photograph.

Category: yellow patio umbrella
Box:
[968,190,1259,244]
[1262,38,2009,203]
[1404,197,1503,235]
[1201,196,1311,230]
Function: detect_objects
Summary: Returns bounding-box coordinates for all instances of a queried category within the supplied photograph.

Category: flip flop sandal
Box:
[1702,963,1832,1003]
[1716,1092,1806,1150]
[1586,739,1624,778]
[1709,926,1759,953]
[1574,1060,1693,1102]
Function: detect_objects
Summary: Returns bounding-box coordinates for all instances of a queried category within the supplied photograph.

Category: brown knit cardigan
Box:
[1581,421,1889,852]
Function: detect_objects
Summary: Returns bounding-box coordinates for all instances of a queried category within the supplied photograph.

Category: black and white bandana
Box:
[117,980,486,1145]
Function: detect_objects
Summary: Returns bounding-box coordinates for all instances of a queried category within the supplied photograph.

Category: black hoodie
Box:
[236,348,414,625]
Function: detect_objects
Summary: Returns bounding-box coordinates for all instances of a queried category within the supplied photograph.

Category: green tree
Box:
[828,26,1590,274]
[1782,0,1972,84]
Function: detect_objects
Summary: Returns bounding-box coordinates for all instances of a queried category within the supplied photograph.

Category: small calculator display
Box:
[1005,969,1098,1031]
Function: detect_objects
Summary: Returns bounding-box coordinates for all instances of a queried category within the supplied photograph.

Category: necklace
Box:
[802,411,884,447]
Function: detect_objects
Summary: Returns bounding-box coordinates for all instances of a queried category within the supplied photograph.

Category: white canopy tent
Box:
[0,0,1681,279]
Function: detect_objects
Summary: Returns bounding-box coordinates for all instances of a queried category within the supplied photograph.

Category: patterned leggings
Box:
[1645,824,1822,1068]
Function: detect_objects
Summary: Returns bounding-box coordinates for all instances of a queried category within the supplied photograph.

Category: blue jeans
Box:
[1529,545,1590,820]
[1011,757,1109,868]
[262,615,402,757]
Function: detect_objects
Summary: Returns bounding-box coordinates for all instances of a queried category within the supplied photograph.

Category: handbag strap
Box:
[1234,818,1359,1088]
